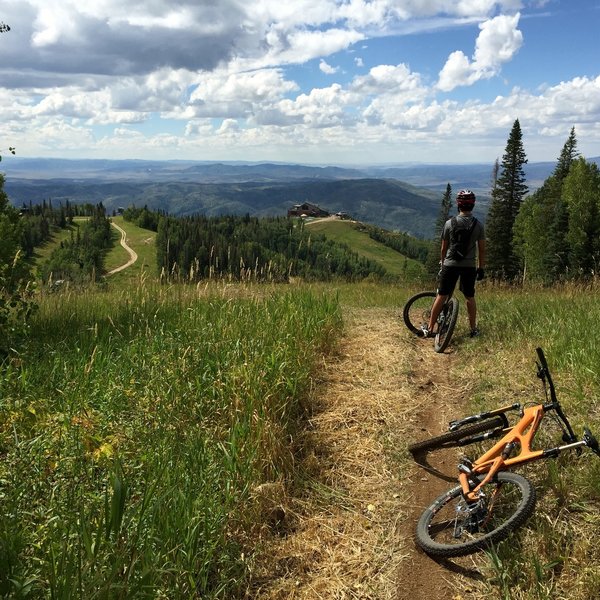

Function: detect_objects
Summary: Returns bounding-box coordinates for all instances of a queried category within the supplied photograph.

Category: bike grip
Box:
[536,347,548,369]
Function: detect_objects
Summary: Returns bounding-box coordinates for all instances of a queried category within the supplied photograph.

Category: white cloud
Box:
[438,13,523,91]
[217,119,240,134]
[185,69,298,119]
[352,63,423,92]
[319,60,339,74]
[274,84,353,127]
[1,1,599,163]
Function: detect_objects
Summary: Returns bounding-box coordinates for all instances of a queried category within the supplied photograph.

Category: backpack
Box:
[446,216,478,261]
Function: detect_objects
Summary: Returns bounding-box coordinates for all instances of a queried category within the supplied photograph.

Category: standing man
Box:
[422,189,485,339]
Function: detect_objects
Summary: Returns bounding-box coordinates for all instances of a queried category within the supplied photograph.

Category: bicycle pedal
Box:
[583,427,600,455]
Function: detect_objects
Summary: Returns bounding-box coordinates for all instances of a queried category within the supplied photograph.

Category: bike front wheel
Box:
[415,471,536,558]
[403,291,436,335]
[434,297,459,353]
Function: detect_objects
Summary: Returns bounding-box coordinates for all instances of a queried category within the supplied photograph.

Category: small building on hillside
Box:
[335,211,351,220]
[288,202,329,218]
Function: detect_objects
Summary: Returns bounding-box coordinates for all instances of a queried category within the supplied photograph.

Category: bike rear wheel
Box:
[403,291,436,335]
[408,416,506,454]
[416,471,536,558]
[434,297,459,353]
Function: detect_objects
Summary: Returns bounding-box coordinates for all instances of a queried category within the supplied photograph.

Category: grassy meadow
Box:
[2,215,600,599]
[305,218,426,281]
[0,282,342,598]
[454,283,600,600]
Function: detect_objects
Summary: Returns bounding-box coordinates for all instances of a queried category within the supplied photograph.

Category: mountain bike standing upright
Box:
[403,290,459,353]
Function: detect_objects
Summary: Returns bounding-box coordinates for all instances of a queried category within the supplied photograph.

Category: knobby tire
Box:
[403,291,436,335]
[434,297,459,353]
[408,416,506,454]
[415,472,536,557]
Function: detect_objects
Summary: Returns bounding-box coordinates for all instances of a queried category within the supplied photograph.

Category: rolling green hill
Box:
[306,217,426,280]
[6,177,441,238]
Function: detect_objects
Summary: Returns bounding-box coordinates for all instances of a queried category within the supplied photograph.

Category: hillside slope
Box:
[6,177,441,238]
[306,217,426,280]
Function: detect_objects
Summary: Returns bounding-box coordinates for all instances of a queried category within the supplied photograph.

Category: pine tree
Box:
[426,183,452,273]
[554,126,578,181]
[486,119,528,280]
[513,128,579,283]
[542,127,579,279]
[563,157,600,276]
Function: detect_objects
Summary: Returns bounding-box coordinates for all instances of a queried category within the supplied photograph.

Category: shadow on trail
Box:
[409,448,457,483]
[436,557,486,581]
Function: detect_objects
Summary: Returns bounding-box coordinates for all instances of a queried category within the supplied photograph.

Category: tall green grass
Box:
[0,283,342,598]
[454,282,600,599]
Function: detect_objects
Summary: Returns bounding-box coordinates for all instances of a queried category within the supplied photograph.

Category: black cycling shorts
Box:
[438,265,477,298]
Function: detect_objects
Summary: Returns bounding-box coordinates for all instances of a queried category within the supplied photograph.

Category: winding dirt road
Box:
[106,222,138,275]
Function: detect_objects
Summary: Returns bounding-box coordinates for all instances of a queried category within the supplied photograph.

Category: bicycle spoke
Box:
[417,472,535,556]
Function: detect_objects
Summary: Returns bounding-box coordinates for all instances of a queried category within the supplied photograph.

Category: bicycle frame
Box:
[456,347,590,502]
[458,403,588,501]
[414,347,600,557]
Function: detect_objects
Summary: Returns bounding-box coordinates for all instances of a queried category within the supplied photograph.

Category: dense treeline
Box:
[358,222,431,263]
[514,128,600,283]
[19,199,113,258]
[486,123,600,284]
[153,213,387,282]
[122,204,161,232]
[40,204,113,284]
[425,123,599,285]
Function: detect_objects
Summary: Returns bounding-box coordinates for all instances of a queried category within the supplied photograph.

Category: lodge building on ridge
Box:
[287,202,330,218]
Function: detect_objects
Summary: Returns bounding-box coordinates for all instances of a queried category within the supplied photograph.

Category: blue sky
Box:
[0,0,599,165]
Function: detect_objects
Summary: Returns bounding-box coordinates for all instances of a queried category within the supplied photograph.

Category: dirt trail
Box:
[106,222,138,275]
[252,307,485,599]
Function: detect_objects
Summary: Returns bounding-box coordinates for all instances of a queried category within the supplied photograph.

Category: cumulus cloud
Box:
[1,0,523,86]
[1,0,248,83]
[186,69,298,118]
[274,84,353,127]
[1,1,599,163]
[319,60,339,74]
[351,63,426,95]
[438,13,523,91]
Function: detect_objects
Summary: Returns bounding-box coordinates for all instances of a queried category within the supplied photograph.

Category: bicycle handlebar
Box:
[536,347,578,443]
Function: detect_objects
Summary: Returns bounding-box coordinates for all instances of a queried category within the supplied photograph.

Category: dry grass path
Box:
[251,307,487,599]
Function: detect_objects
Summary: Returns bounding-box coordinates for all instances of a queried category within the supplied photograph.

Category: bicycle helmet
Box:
[456,189,476,211]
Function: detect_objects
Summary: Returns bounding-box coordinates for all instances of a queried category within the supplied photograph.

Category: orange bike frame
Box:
[458,404,546,501]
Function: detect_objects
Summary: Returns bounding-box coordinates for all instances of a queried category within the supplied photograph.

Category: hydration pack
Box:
[446,216,478,260]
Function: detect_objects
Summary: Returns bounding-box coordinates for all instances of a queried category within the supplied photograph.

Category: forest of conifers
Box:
[6,122,600,288]
[426,124,600,285]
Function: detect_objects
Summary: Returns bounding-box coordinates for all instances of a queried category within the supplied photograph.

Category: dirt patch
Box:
[249,307,485,599]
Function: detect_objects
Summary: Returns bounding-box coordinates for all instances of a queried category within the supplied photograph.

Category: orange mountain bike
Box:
[409,347,600,557]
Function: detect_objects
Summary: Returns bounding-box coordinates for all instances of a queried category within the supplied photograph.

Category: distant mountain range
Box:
[4,157,599,238]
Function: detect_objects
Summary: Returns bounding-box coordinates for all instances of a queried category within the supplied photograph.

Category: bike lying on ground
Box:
[409,347,600,558]
[403,291,458,353]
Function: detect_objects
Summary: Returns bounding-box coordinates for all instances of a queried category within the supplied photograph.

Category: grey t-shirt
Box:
[442,215,485,268]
